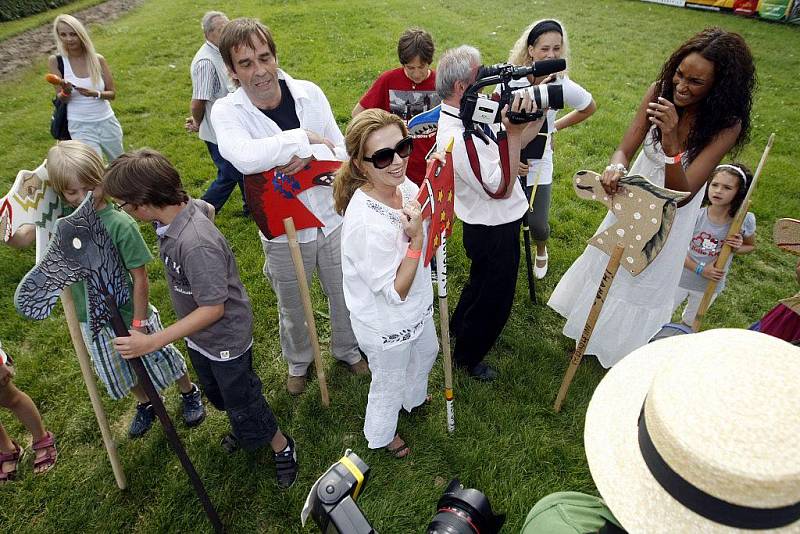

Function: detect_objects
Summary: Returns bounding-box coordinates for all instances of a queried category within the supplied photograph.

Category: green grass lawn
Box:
[0,0,798,532]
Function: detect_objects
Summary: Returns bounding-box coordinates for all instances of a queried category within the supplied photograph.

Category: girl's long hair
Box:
[333,109,408,215]
[507,18,570,78]
[53,14,103,87]
[652,27,756,164]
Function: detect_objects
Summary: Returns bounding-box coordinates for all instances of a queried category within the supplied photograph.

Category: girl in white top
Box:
[507,19,596,278]
[334,109,438,458]
[49,14,124,161]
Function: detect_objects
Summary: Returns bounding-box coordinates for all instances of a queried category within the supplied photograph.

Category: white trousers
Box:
[362,316,439,448]
[673,286,718,326]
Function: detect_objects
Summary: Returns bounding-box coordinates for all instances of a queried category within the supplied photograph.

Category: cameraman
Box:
[436,46,544,381]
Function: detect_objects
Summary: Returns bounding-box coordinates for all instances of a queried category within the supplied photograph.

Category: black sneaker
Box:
[181,384,206,428]
[468,362,498,382]
[129,402,155,438]
[274,436,299,489]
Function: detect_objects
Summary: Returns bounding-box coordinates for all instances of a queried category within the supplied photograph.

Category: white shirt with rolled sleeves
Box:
[436,103,528,226]
[210,69,346,243]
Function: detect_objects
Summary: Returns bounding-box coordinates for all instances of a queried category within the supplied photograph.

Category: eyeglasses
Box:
[114,200,130,210]
[363,136,413,169]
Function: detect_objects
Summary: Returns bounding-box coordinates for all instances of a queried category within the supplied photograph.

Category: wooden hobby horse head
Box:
[573,171,689,275]
[14,192,129,338]
[1,160,63,242]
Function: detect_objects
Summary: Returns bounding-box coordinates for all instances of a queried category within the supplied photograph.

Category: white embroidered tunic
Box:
[340,179,433,349]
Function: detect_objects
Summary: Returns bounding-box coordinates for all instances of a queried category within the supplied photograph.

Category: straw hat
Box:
[584,329,800,533]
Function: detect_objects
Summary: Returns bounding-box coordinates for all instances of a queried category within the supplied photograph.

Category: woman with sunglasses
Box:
[334,109,438,458]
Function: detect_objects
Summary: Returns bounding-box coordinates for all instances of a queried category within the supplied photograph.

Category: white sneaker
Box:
[534,247,548,279]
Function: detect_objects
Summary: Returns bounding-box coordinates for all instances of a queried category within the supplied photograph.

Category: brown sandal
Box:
[0,441,21,484]
[32,431,57,475]
[386,435,410,459]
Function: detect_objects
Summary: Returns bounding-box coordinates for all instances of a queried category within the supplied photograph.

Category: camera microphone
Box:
[515,58,566,79]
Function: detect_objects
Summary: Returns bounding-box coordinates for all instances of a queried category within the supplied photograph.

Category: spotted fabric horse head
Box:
[573,170,689,276]
[14,192,129,338]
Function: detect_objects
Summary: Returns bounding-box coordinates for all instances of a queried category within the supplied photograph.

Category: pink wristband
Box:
[131,318,146,329]
[406,246,422,259]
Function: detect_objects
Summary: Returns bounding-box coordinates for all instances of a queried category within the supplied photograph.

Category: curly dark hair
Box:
[702,162,753,217]
[652,27,756,163]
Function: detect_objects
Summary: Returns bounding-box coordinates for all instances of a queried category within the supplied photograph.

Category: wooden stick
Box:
[283,217,329,407]
[554,243,625,412]
[104,294,223,533]
[60,288,127,489]
[435,240,455,433]
[693,133,774,331]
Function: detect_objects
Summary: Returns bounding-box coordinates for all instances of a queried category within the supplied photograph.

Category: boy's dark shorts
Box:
[186,347,278,451]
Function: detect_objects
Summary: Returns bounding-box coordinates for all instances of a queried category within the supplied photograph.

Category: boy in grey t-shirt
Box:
[105,149,299,489]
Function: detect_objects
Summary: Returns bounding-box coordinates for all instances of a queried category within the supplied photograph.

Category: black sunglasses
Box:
[364,136,413,169]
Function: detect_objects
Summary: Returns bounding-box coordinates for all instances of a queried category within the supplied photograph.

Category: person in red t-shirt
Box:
[353,28,440,185]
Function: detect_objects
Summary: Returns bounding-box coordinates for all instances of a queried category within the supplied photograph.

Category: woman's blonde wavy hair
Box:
[333,109,408,214]
[53,14,103,87]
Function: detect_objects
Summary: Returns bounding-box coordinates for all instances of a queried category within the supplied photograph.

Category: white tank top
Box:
[62,55,114,122]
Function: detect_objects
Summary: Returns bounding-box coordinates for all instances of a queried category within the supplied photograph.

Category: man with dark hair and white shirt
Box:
[211,18,366,395]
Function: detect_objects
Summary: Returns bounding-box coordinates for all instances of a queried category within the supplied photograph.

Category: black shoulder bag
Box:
[50,56,71,140]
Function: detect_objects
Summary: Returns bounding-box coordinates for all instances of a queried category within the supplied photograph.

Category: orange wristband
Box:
[406,246,422,259]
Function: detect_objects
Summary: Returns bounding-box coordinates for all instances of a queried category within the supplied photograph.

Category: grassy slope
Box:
[0,0,798,532]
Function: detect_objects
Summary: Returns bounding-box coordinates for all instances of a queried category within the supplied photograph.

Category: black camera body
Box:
[304,453,504,534]
[458,58,566,132]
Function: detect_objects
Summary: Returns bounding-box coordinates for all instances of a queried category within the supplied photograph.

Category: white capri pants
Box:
[361,316,439,449]
[673,286,718,326]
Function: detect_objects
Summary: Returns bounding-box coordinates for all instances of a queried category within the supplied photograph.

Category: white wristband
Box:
[96,91,101,99]
[0,348,7,366]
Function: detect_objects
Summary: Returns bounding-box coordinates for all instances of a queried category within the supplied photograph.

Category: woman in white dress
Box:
[549,28,756,367]
[49,14,124,161]
[334,109,438,458]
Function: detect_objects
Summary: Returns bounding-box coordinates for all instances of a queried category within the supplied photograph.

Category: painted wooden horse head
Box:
[14,192,129,338]
[573,171,689,276]
[0,160,63,242]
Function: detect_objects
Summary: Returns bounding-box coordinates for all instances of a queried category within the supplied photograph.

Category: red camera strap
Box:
[463,130,512,199]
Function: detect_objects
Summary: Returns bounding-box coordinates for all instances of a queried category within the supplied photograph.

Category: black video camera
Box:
[303,451,505,533]
[459,59,566,131]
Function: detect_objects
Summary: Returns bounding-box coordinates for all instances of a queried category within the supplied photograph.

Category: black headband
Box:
[638,403,800,529]
[527,20,563,47]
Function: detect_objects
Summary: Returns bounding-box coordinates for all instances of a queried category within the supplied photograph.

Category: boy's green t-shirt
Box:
[68,204,153,327]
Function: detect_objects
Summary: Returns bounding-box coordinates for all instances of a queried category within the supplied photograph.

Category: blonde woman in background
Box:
[49,14,124,161]
[507,19,596,278]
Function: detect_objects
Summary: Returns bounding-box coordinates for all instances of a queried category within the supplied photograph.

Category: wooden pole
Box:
[60,288,127,489]
[693,133,774,331]
[554,243,625,412]
[104,294,223,533]
[435,239,455,433]
[283,217,329,407]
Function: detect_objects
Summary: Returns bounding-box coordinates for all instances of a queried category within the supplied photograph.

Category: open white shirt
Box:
[436,103,528,225]
[210,69,346,243]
